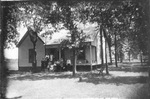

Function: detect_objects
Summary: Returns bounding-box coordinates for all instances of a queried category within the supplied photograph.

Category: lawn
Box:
[5,62,149,99]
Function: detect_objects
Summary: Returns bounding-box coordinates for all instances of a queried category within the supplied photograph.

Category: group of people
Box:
[41,55,72,72]
[41,55,57,71]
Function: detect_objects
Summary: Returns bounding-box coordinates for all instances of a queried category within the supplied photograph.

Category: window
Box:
[29,49,34,63]
[77,47,85,60]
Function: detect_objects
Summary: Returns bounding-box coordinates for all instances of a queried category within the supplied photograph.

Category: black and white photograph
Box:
[0,0,150,98]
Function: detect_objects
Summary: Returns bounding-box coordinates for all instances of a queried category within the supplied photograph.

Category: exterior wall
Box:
[60,47,92,65]
[103,38,110,63]
[18,35,45,68]
[91,46,97,63]
[64,48,73,60]
[85,46,91,64]
[91,36,97,46]
[106,42,110,63]
[92,32,110,64]
[95,33,101,64]
[103,37,106,63]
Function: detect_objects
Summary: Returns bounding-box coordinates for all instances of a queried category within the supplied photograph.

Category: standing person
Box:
[49,54,54,63]
[47,60,52,71]
[45,56,49,71]
[67,59,71,71]
[48,54,54,71]
[59,58,64,71]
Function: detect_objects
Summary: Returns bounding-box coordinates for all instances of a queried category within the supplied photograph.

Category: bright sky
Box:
[4,48,18,59]
[4,26,27,59]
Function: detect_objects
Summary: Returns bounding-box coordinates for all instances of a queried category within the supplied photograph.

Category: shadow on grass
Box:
[131,84,149,99]
[109,62,149,72]
[79,73,148,85]
[109,67,148,72]
[122,62,141,64]
[8,72,79,80]
[8,71,148,85]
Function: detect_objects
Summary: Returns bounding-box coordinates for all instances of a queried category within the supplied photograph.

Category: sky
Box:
[4,26,27,59]
[4,48,18,59]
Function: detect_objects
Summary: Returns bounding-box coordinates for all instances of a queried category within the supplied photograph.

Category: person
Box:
[60,58,64,71]
[45,56,49,68]
[49,54,54,64]
[66,59,71,71]
[47,61,52,71]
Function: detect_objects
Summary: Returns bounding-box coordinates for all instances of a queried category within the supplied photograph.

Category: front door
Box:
[46,48,59,61]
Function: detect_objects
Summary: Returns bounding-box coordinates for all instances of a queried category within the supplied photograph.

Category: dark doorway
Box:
[46,48,59,61]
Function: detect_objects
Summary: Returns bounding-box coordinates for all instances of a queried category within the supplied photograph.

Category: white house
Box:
[17,25,109,71]
[17,30,45,71]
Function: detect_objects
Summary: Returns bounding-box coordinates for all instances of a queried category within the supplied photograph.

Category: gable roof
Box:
[41,29,70,45]
[40,25,98,46]
[16,30,44,47]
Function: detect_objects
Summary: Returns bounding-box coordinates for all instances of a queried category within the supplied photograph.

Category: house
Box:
[17,25,109,71]
[17,29,45,71]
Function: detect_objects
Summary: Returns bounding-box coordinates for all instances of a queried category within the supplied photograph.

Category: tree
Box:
[3,0,149,74]
[14,1,53,72]
[103,0,148,66]
[57,1,91,76]
[2,1,59,72]
[2,0,92,75]
[145,0,150,97]
[118,1,148,63]
[89,1,128,67]
[104,32,109,74]
[89,1,113,69]
[2,1,60,48]
[2,2,18,49]
[107,34,113,64]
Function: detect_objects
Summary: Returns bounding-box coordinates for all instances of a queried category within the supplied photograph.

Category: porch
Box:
[44,42,99,71]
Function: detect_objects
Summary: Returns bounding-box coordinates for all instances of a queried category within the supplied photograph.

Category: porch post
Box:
[90,45,92,71]
[59,48,61,60]
[44,44,46,56]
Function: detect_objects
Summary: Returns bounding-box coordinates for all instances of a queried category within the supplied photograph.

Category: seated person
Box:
[66,59,72,71]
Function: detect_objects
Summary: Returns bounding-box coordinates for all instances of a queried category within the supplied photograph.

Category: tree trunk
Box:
[32,43,37,73]
[100,26,104,66]
[148,0,150,98]
[108,42,113,64]
[140,51,143,65]
[117,54,120,61]
[129,51,131,62]
[114,32,118,67]
[105,40,109,75]
[72,48,77,76]
[1,5,8,98]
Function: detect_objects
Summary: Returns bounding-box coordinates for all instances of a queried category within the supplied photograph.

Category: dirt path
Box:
[6,78,148,99]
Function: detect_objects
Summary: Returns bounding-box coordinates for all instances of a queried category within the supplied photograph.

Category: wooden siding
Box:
[18,35,45,67]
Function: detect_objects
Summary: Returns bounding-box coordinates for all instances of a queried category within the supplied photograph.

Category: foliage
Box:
[56,1,91,50]
[2,0,149,59]
[2,2,19,48]
[2,1,59,48]
[56,1,93,75]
